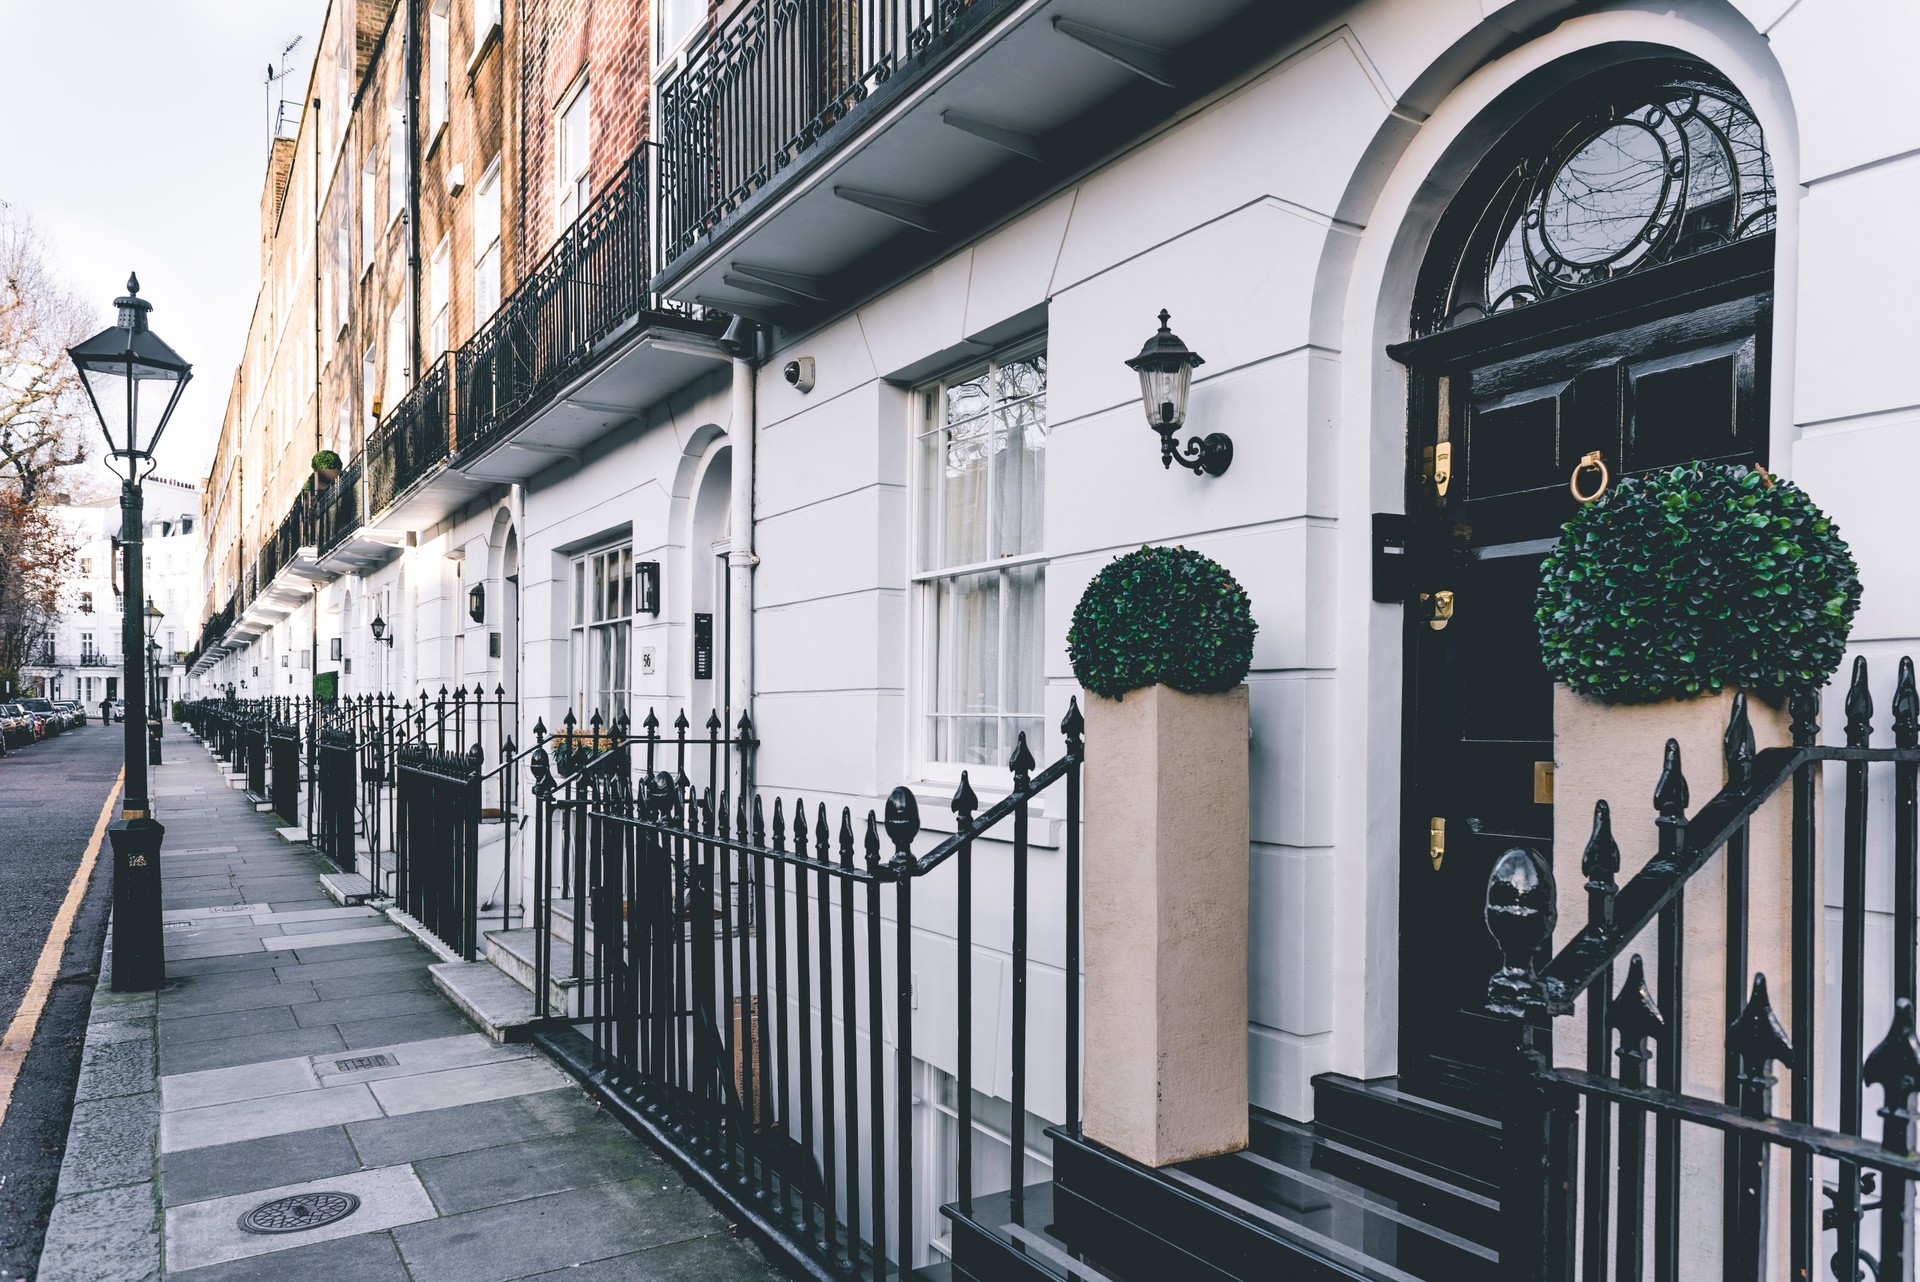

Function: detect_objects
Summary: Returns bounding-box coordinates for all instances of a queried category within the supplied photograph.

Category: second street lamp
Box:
[144,599,164,766]
[67,274,192,993]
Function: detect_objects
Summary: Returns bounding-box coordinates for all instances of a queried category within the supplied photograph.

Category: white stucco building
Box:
[185,1,1920,1275]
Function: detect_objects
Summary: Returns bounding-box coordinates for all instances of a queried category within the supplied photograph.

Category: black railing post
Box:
[1727,973,1793,1279]
[952,771,978,1216]
[885,786,920,1276]
[1866,998,1920,1282]
[1063,698,1084,1136]
[1581,800,1619,1282]
[1652,738,1689,1282]
[1789,686,1821,1279]
[1613,955,1665,1281]
[1485,844,1576,1282]
[1837,657,1875,1282]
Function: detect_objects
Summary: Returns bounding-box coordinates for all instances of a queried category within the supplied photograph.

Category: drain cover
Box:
[334,1054,397,1072]
[238,1191,361,1234]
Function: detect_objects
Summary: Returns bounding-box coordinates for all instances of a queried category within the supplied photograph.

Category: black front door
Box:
[1392,249,1771,1095]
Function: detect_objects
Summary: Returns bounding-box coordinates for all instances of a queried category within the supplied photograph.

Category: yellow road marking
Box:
[0,767,123,1130]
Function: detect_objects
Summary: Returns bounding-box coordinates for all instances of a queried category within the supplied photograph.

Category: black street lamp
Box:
[144,599,164,766]
[68,274,191,992]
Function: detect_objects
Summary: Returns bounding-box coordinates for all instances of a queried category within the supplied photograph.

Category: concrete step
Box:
[484,927,586,1015]
[320,872,374,906]
[430,959,539,1043]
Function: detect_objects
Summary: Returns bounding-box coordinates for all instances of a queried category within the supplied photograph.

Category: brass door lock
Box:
[1418,590,1455,631]
[1428,816,1446,871]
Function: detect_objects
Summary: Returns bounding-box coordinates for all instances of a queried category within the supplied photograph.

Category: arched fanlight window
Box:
[1417,62,1774,334]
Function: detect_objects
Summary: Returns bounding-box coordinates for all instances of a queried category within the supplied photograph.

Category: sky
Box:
[0,0,331,490]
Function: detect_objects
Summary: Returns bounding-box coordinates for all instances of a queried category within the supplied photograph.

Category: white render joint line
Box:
[1801,144,1920,189]
[1795,401,1920,434]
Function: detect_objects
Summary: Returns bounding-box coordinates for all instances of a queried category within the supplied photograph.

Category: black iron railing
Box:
[240,713,268,798]
[269,718,302,825]
[454,145,708,464]
[527,699,1083,1277]
[656,0,999,265]
[367,357,452,520]
[316,458,363,553]
[27,653,123,668]
[397,743,484,959]
[1488,656,1920,1281]
[316,725,357,874]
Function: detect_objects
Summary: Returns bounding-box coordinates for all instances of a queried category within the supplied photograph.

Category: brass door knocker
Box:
[1570,451,1610,503]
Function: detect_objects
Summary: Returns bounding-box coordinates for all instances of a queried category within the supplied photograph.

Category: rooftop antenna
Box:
[265,35,304,139]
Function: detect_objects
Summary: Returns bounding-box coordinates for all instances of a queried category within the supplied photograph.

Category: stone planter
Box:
[1552,684,1807,1275]
[1082,683,1249,1168]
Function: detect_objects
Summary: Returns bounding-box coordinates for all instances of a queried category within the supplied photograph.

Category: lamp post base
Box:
[108,817,167,992]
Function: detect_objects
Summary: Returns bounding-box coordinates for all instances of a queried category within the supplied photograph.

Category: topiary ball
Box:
[1535,463,1861,705]
[1069,545,1257,700]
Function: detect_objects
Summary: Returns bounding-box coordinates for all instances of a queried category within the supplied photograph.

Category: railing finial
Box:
[1484,845,1555,1019]
[1729,973,1794,1119]
[1610,954,1665,1060]
[1581,799,1619,935]
[1846,654,1874,747]
[1009,731,1035,784]
[951,771,978,824]
[1894,656,1918,751]
[885,786,920,863]
[1724,690,1755,787]
[1654,738,1689,820]
[1865,998,1920,1156]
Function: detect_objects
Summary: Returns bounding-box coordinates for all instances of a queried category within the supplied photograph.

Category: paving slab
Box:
[163,1163,435,1272]
[160,1081,382,1153]
[344,1090,607,1167]
[157,1024,349,1076]
[166,1229,411,1282]
[160,1126,362,1207]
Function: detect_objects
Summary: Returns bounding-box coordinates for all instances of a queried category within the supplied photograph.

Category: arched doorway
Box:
[688,445,732,735]
[1388,59,1777,1096]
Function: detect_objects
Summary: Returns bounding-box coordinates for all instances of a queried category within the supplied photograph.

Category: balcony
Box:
[449,144,729,486]
[359,355,492,534]
[22,651,122,670]
[654,0,1316,317]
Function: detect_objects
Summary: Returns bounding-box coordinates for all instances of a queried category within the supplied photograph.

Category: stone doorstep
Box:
[430,960,540,1044]
[382,906,465,967]
[320,871,375,907]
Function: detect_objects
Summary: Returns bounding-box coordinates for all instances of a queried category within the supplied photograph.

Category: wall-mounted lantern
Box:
[637,561,661,616]
[370,614,394,648]
[1125,309,1230,477]
[468,582,486,624]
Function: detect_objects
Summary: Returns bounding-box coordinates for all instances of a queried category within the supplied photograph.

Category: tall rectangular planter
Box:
[1553,684,1807,1277]
[1082,683,1249,1168]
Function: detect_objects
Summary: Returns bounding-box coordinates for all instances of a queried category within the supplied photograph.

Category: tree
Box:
[0,488,75,690]
[0,209,92,502]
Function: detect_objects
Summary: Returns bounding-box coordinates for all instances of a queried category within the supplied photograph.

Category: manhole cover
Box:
[238,1191,360,1234]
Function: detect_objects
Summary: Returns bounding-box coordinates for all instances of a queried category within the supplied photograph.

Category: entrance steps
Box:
[946,1081,1502,1282]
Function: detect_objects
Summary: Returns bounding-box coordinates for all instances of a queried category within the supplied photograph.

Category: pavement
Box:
[0,722,122,1280]
[34,729,786,1281]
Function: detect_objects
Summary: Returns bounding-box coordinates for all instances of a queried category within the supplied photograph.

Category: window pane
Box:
[1003,564,1044,717]
[573,561,585,624]
[993,398,1045,557]
[591,554,606,623]
[620,548,633,617]
[940,414,991,568]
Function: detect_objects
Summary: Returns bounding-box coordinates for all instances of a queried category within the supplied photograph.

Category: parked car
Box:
[0,705,35,749]
[58,701,88,726]
[109,699,126,722]
[18,698,61,739]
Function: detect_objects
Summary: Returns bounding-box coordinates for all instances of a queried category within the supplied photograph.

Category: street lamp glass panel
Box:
[67,275,193,459]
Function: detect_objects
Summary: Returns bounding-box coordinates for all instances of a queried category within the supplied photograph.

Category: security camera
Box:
[783,357,815,394]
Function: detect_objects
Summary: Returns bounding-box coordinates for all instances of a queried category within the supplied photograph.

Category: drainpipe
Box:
[724,323,761,780]
[403,0,422,385]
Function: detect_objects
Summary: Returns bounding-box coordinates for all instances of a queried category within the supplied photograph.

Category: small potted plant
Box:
[1068,545,1257,1168]
[1536,462,1859,1082]
[311,449,343,487]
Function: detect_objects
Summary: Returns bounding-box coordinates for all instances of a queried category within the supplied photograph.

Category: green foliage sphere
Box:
[1069,545,1257,700]
[1535,463,1861,704]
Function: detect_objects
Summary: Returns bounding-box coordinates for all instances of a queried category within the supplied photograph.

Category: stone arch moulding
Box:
[1311,2,1799,1085]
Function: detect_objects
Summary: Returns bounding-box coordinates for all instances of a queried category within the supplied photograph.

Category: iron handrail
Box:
[1540,738,1920,1010]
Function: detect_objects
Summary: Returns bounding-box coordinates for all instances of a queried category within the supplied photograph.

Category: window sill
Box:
[424,120,447,160]
[901,779,1065,851]
[466,22,501,77]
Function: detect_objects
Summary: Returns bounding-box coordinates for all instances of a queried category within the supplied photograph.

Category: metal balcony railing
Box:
[656,0,996,265]
[368,356,453,519]
[25,652,124,668]
[316,457,364,553]
[454,144,710,464]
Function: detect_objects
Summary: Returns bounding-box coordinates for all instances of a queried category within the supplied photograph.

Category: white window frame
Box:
[569,543,634,726]
[334,222,352,337]
[914,1061,1056,1268]
[360,148,378,273]
[427,0,450,142]
[909,339,1048,784]
[428,236,450,356]
[473,156,502,321]
[388,85,407,226]
[555,75,591,236]
[362,345,378,426]
[468,0,503,72]
[384,300,410,414]
[654,0,705,67]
